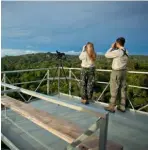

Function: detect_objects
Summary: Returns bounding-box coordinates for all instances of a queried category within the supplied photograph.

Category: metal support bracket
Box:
[66,118,101,150]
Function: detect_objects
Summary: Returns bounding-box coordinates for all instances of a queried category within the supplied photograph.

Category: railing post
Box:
[4,73,6,96]
[58,67,60,95]
[99,113,109,150]
[69,69,72,96]
[47,70,49,95]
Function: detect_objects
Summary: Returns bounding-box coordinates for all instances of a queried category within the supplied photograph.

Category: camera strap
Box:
[121,48,128,57]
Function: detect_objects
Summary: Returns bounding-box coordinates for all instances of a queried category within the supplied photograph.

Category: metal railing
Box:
[1,67,148,112]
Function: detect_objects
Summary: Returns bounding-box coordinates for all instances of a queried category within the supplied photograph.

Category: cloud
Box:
[65,50,80,55]
[1,49,42,57]
[1,49,104,57]
[65,51,103,55]
[51,50,103,55]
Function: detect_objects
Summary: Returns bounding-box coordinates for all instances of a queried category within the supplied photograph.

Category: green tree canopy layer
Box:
[1,53,148,112]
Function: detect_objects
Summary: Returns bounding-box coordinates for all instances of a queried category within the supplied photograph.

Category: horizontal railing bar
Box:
[2,67,148,74]
[96,81,109,84]
[95,69,148,74]
[63,67,81,70]
[128,85,148,90]
[1,82,107,118]
[96,69,112,72]
[60,67,148,74]
[127,71,148,74]
[138,104,148,111]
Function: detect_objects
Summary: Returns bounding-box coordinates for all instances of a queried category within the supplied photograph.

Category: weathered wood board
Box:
[1,96,82,143]
[1,96,123,150]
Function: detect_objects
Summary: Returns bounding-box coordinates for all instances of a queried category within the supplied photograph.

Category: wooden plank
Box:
[1,96,123,150]
[1,96,83,143]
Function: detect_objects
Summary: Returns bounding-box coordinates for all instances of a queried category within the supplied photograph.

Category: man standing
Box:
[104,37,128,113]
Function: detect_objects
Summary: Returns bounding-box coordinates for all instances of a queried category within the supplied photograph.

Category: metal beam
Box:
[138,104,148,111]
[99,113,109,150]
[69,69,72,96]
[67,118,101,150]
[4,73,6,96]
[47,70,50,95]
[27,72,47,102]
[1,83,107,118]
[2,67,148,74]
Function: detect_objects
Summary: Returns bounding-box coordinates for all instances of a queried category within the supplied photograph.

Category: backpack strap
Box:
[121,48,128,57]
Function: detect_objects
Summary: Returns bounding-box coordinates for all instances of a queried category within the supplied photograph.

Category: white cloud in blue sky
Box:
[1,1,148,55]
[2,49,100,57]
[1,49,40,57]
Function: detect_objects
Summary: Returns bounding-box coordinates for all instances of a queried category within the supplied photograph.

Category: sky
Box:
[1,1,148,56]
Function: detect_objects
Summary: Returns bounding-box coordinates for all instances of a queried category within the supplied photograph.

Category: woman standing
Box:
[79,42,96,104]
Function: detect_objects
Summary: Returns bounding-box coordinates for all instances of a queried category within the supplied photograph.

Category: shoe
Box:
[104,104,115,113]
[81,99,89,105]
[117,105,126,112]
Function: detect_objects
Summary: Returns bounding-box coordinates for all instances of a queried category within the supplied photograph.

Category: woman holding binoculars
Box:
[79,42,96,105]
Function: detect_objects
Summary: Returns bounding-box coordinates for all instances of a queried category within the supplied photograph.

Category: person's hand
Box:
[82,45,86,51]
[111,43,116,49]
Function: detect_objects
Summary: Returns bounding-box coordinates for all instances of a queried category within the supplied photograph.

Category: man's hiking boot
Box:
[104,104,115,113]
[117,105,126,112]
[81,99,89,105]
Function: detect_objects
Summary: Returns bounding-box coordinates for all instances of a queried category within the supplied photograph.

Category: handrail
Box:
[1,67,148,74]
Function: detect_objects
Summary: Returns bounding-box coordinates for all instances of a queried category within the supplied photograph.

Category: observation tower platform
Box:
[1,68,148,150]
